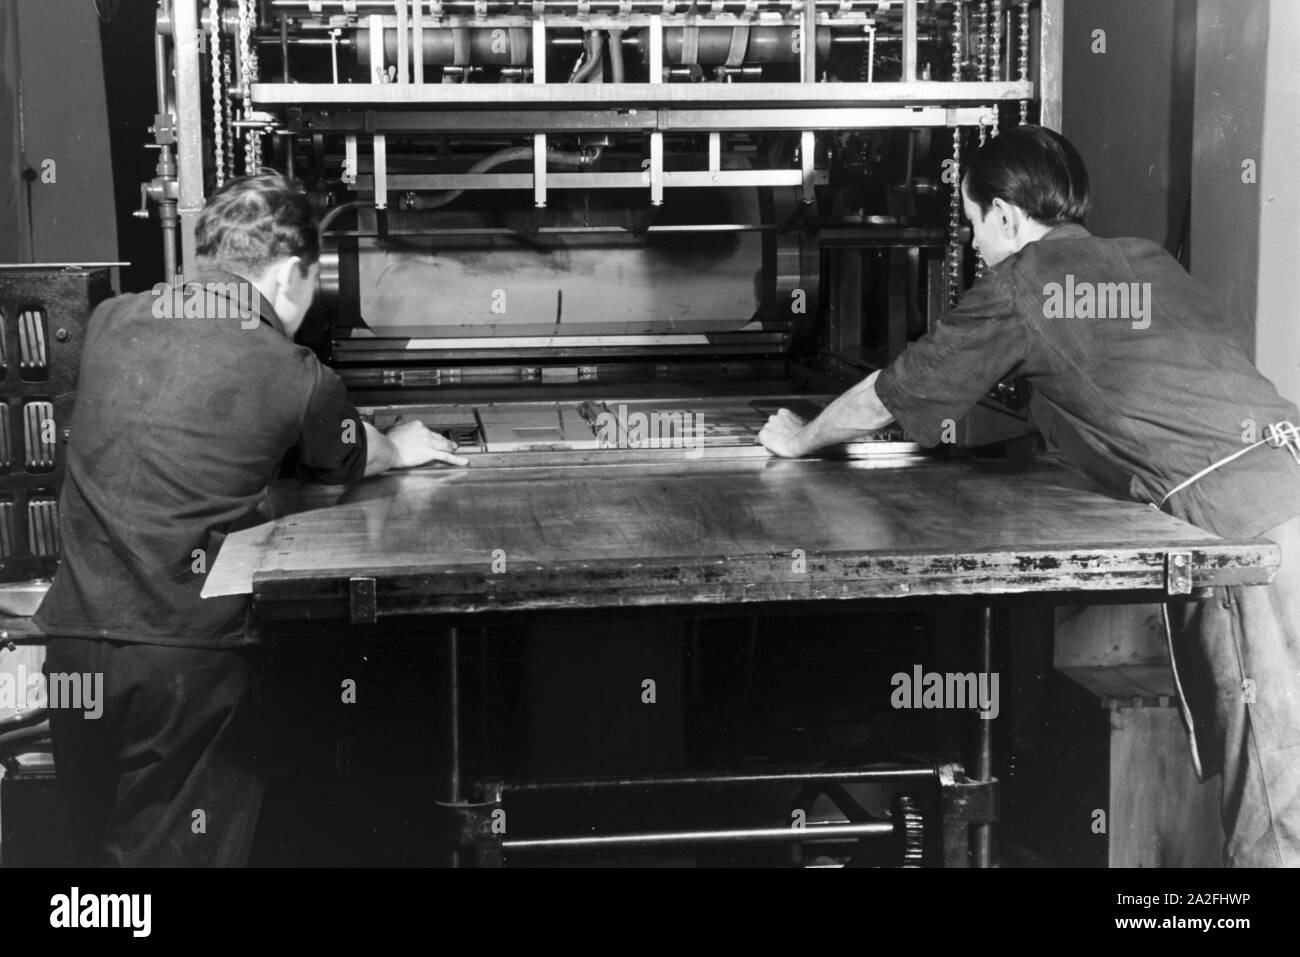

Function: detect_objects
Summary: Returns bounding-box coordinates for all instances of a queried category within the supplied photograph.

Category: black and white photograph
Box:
[0,0,1295,929]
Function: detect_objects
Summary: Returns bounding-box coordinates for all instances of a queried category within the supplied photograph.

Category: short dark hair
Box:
[963,125,1090,226]
[195,172,320,275]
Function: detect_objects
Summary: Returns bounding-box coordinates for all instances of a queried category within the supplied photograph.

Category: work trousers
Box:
[1169,512,1300,867]
[44,637,265,867]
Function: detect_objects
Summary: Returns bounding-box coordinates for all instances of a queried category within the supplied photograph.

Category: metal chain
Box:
[1018,0,1030,124]
[222,46,236,178]
[975,0,989,281]
[238,0,257,174]
[247,1,262,166]
[947,0,964,306]
[976,0,989,145]
[209,0,225,187]
[990,0,1002,137]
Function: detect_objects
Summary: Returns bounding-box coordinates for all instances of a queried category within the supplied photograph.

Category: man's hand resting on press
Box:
[363,419,469,476]
[757,370,895,459]
[757,408,811,458]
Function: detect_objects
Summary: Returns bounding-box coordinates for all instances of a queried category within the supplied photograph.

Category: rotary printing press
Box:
[3,0,1267,868]
[148,0,1054,460]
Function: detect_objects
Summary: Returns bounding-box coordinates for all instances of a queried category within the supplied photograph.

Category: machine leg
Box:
[972,606,994,867]
[445,625,462,867]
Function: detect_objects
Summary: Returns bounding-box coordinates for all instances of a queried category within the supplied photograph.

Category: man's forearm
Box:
[363,421,397,477]
[798,371,895,453]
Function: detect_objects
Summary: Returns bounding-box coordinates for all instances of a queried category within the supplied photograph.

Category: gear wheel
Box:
[892,793,926,867]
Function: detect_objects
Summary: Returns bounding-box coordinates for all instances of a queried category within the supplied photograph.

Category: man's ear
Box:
[989,197,1018,236]
[273,256,302,292]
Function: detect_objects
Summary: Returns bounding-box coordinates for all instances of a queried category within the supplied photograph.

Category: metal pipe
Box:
[503,820,894,851]
[153,5,178,279]
[570,30,604,83]
[153,20,169,114]
[608,29,625,83]
[171,0,205,270]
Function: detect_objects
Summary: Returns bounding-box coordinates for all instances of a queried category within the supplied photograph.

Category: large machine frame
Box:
[142,1,1061,459]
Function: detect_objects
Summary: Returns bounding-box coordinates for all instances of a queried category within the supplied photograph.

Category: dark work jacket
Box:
[35,270,367,647]
[875,224,1300,540]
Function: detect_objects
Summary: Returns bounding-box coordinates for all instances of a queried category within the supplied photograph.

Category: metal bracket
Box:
[1166,551,1192,595]
[938,763,999,868]
[349,576,377,624]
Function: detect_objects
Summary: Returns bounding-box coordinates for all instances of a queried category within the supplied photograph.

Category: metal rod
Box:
[254,35,355,46]
[172,0,204,271]
[800,129,815,203]
[324,224,775,237]
[902,0,917,81]
[396,0,409,84]
[280,14,291,81]
[1038,0,1063,131]
[412,0,424,84]
[532,19,548,207]
[322,224,959,240]
[272,0,886,8]
[503,820,894,851]
[369,14,385,82]
[372,134,388,208]
[800,0,816,82]
[251,81,1032,106]
[972,605,993,867]
[494,766,938,794]
[649,13,663,81]
[649,132,664,205]
[364,168,804,190]
[258,32,929,46]
[154,26,169,114]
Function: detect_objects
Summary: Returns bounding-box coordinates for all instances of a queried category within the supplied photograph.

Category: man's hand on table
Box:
[758,408,811,458]
[388,418,469,468]
[363,419,470,476]
[757,371,895,459]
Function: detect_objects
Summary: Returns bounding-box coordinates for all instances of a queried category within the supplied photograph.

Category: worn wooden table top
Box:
[204,458,1279,619]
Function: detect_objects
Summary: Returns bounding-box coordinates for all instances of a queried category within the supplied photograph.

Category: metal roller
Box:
[358,23,833,71]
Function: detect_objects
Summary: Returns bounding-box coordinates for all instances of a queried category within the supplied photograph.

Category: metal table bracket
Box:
[1166,551,1192,595]
[348,576,377,624]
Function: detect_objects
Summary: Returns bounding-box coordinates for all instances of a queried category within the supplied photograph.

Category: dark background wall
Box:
[0,0,119,266]
[97,0,165,292]
[1061,0,1198,257]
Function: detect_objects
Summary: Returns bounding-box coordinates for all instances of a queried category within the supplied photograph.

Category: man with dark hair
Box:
[759,125,1300,867]
[34,172,466,866]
